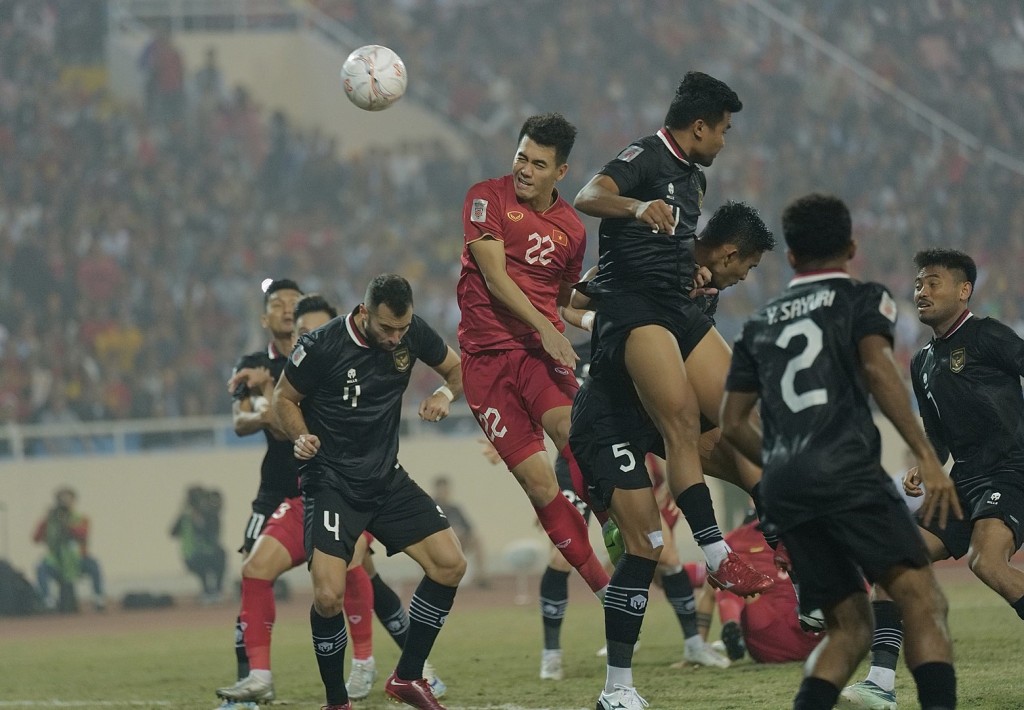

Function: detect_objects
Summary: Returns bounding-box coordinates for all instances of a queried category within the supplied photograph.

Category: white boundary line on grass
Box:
[0,700,172,704]
[0,705,589,710]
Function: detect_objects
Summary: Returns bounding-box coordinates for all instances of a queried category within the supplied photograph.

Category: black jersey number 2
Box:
[776,319,827,413]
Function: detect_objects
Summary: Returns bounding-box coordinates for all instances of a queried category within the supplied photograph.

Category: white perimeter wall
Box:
[0,419,911,598]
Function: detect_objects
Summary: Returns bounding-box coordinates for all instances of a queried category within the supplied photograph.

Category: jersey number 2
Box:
[776,320,827,413]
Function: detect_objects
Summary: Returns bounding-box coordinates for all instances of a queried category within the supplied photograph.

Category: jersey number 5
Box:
[776,319,827,413]
[525,233,556,266]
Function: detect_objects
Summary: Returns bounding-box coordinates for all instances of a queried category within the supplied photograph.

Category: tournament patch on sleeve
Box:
[290,344,307,366]
[878,290,898,323]
[615,144,644,162]
[470,198,488,223]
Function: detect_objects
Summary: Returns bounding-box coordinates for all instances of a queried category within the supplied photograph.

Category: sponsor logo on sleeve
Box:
[616,145,644,162]
[470,198,488,223]
[878,291,898,323]
[290,344,307,366]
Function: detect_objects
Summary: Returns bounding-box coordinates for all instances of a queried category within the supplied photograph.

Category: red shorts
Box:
[684,561,708,590]
[261,496,307,567]
[263,496,376,568]
[462,348,578,469]
[742,597,821,663]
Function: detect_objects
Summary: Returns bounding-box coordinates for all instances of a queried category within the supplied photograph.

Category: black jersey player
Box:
[843,248,1024,708]
[224,278,303,683]
[577,76,775,700]
[272,274,463,710]
[573,74,766,632]
[721,193,960,710]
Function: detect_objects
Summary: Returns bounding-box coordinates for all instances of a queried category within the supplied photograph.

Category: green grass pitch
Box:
[0,567,1021,709]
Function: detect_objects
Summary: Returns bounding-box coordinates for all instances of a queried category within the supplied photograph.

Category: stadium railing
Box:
[0,409,481,460]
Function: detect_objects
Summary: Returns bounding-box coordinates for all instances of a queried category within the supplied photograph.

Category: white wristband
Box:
[581,311,595,332]
[434,385,455,402]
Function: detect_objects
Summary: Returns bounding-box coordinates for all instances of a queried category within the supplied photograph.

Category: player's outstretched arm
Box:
[559,265,598,332]
[719,389,763,467]
[574,173,676,234]
[419,346,462,423]
[559,304,593,332]
[468,237,577,368]
[272,372,319,460]
[858,334,962,528]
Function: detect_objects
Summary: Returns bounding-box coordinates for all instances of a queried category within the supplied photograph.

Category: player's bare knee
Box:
[521,477,559,508]
[549,419,571,452]
[655,406,701,449]
[242,552,280,581]
[623,527,664,562]
[428,553,467,587]
[900,579,948,623]
[313,586,345,618]
[967,546,1007,586]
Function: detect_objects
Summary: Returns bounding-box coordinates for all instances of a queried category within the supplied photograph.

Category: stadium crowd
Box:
[2,0,1023,430]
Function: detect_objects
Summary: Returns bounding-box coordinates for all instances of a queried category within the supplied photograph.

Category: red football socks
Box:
[240,577,276,670]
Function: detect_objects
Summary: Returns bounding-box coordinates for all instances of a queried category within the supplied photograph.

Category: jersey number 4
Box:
[524,233,556,266]
[776,319,827,413]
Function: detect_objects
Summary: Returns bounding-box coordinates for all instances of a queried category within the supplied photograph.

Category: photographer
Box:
[170,485,227,603]
[33,487,105,612]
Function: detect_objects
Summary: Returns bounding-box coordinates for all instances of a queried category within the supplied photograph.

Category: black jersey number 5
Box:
[776,319,827,413]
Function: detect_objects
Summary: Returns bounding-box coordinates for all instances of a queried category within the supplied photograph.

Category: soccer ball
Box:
[340,44,408,111]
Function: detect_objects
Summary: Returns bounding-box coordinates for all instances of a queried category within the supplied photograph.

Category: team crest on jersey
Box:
[552,229,568,246]
[392,345,411,372]
[290,344,307,366]
[616,145,644,162]
[470,198,488,223]
[950,347,966,373]
[507,210,524,222]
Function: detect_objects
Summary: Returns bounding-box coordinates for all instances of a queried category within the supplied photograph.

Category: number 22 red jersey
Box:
[457,174,586,353]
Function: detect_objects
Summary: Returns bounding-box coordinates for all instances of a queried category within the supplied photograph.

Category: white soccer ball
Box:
[340,44,408,111]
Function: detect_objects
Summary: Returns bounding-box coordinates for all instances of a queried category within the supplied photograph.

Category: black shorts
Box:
[781,496,930,615]
[589,290,713,382]
[920,471,1024,559]
[303,466,450,563]
[569,378,658,512]
[554,451,591,523]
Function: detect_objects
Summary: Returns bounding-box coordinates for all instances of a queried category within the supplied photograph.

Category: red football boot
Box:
[707,551,774,597]
[384,671,447,709]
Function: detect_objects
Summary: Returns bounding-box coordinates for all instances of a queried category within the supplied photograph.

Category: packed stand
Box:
[3,0,1024,432]
[0,5,474,431]
[327,0,1024,363]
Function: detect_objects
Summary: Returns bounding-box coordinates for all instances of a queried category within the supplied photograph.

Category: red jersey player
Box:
[457,113,608,600]
[688,519,822,665]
